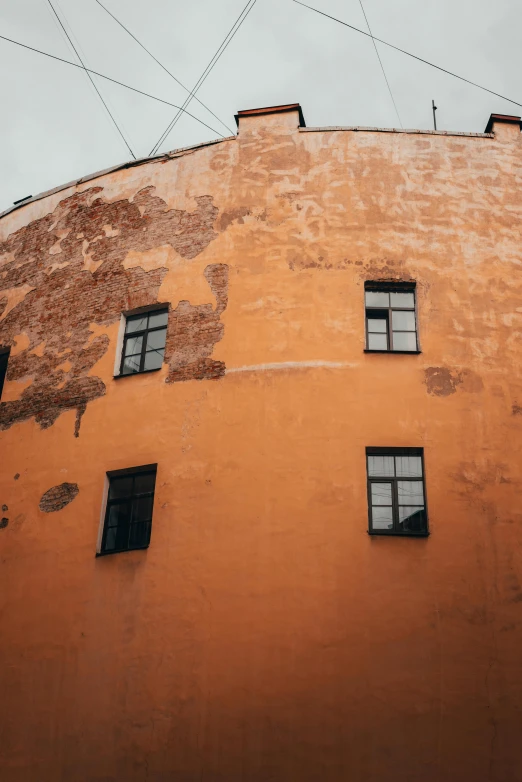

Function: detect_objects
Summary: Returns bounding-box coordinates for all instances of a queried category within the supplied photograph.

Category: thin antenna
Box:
[432,100,438,130]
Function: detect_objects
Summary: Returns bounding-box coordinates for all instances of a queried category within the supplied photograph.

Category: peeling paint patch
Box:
[424,367,463,396]
[0,517,8,529]
[218,207,251,231]
[39,482,79,513]
[165,264,228,383]
[287,252,352,271]
[0,186,221,434]
[513,403,522,416]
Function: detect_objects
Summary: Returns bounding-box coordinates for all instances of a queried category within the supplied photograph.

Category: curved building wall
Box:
[1,106,522,781]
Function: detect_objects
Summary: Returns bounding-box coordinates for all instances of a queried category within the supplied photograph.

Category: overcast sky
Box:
[1,0,520,212]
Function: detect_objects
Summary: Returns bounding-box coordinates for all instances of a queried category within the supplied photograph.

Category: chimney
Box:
[484,113,521,139]
[235,103,306,133]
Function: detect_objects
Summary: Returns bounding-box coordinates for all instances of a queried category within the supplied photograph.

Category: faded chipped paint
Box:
[0,107,522,782]
[0,186,225,435]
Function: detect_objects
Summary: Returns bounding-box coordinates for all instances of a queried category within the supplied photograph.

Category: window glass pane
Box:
[398,480,424,506]
[144,350,164,370]
[371,483,392,506]
[371,506,394,530]
[129,522,151,549]
[391,310,416,331]
[103,469,156,554]
[115,524,130,550]
[107,501,131,527]
[395,456,423,478]
[365,291,389,307]
[124,335,143,357]
[392,332,417,351]
[390,292,414,308]
[368,333,388,350]
[104,526,117,551]
[122,355,141,375]
[109,476,133,500]
[126,315,148,333]
[367,318,387,334]
[134,472,156,494]
[398,507,427,533]
[146,328,167,350]
[148,310,168,329]
[132,495,154,522]
[368,456,395,477]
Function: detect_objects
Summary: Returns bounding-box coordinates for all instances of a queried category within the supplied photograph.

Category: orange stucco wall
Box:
[1,107,522,781]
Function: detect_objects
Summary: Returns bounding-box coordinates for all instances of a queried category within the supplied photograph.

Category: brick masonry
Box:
[38,482,79,513]
[0,186,228,436]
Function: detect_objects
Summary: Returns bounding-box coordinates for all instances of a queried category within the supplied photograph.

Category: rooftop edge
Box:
[1,111,519,222]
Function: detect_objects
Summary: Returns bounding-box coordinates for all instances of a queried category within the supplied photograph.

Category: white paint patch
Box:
[226,360,355,374]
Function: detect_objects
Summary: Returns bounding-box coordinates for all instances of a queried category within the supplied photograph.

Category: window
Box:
[365,283,418,352]
[0,350,9,400]
[120,309,168,375]
[100,466,157,554]
[366,448,428,536]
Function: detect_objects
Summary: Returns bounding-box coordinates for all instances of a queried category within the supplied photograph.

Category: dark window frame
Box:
[364,282,420,354]
[0,349,9,400]
[98,464,158,556]
[366,447,429,537]
[119,307,168,377]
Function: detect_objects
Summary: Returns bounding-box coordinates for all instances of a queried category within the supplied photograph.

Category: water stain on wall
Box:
[424,367,463,396]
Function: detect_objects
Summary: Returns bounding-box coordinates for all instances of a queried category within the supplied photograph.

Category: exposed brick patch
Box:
[0,517,8,529]
[165,264,229,383]
[424,367,462,397]
[0,186,221,434]
[39,482,79,513]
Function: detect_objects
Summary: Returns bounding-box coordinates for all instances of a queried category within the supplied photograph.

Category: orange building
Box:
[1,104,522,781]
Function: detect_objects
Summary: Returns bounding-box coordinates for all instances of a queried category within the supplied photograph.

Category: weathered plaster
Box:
[1,109,522,782]
[0,185,227,435]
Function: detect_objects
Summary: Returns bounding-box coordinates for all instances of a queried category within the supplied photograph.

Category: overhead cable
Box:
[45,0,136,159]
[357,0,403,128]
[93,0,235,136]
[293,1,522,111]
[149,0,258,156]
[0,34,227,142]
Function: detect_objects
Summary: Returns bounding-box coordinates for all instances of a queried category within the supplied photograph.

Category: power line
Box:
[54,0,137,148]
[45,0,136,159]
[293,1,522,112]
[357,0,402,128]
[0,33,228,142]
[149,0,258,156]
[149,0,256,155]
[93,0,235,136]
